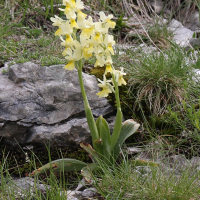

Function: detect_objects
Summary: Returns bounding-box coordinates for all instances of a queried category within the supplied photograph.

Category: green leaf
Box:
[110,108,123,152]
[31,158,87,176]
[113,119,140,160]
[101,116,110,137]
[96,116,111,164]
[80,143,99,163]
[93,140,103,159]
[81,163,101,182]
[100,122,111,164]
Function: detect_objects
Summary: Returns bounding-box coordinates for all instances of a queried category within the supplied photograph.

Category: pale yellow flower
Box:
[76,0,84,11]
[70,18,78,28]
[97,75,113,97]
[99,11,116,29]
[83,45,94,60]
[59,7,76,19]
[64,43,82,70]
[62,0,76,9]
[50,16,64,36]
[50,15,63,27]
[95,54,113,68]
[113,68,127,86]
[91,22,106,44]
[55,28,63,36]
[104,34,115,55]
[64,61,75,70]
[60,21,73,44]
[77,10,87,23]
[80,16,95,38]
[60,36,72,48]
[105,63,113,74]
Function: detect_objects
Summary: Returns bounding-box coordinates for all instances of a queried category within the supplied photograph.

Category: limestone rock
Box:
[0,62,113,147]
[168,19,194,47]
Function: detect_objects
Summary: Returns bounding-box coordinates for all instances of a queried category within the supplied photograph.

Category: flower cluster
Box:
[50,0,126,97]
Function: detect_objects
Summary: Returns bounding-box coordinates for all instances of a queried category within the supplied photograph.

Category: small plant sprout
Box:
[31,0,140,182]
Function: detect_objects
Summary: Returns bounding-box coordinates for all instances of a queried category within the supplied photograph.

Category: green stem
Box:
[77,60,99,145]
[112,73,121,110]
[110,72,123,152]
[77,60,87,100]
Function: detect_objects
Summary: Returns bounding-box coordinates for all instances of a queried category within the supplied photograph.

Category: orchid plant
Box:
[31,0,140,181]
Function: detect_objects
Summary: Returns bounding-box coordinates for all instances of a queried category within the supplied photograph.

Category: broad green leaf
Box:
[113,119,140,160]
[96,115,111,140]
[80,143,99,163]
[81,163,101,182]
[100,121,111,164]
[110,108,123,152]
[96,116,101,135]
[101,116,110,137]
[31,158,87,176]
[96,116,111,164]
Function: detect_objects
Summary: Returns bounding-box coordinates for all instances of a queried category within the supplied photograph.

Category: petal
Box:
[97,86,112,98]
[105,64,113,74]
[63,61,75,70]
[55,28,63,36]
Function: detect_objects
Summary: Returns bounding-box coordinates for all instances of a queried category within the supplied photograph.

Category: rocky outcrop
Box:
[0,62,113,147]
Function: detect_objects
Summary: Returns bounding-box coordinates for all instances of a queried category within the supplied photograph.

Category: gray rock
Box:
[6,177,51,199]
[0,62,113,147]
[168,19,194,47]
[26,118,91,147]
[82,188,97,197]
[66,190,81,200]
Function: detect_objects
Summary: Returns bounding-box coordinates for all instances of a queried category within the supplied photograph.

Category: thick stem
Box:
[110,72,123,153]
[77,60,99,145]
[77,60,87,100]
[112,73,121,110]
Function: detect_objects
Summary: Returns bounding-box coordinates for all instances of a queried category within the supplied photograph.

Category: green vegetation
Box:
[94,155,200,200]
[1,0,200,199]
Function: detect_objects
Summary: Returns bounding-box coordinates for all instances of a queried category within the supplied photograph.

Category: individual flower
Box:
[50,15,64,36]
[50,15,63,27]
[82,45,94,60]
[99,11,116,29]
[62,0,76,9]
[113,68,127,86]
[97,75,113,97]
[58,8,76,19]
[91,22,106,44]
[104,34,115,55]
[59,0,76,19]
[93,45,104,56]
[60,21,74,44]
[77,10,87,23]
[76,0,84,11]
[95,53,113,75]
[63,42,82,70]
[80,16,95,38]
